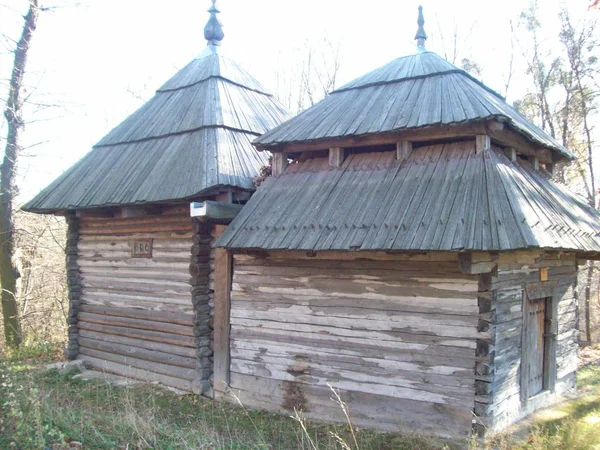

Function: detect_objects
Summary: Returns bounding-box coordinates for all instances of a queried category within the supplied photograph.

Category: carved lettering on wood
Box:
[131,239,153,258]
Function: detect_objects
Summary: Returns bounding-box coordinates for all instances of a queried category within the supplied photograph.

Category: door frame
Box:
[520,281,558,406]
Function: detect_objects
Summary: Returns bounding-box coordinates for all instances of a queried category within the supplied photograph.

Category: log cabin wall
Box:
[73,206,210,394]
[474,251,578,434]
[226,251,481,438]
[65,215,82,360]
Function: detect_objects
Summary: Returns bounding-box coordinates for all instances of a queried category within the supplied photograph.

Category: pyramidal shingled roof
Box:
[24,4,291,213]
[255,42,571,160]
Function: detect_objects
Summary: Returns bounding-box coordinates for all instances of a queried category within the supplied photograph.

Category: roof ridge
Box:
[95,124,262,149]
[332,67,505,101]
[156,74,274,96]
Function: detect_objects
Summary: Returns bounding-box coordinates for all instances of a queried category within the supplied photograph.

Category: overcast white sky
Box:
[0,0,595,201]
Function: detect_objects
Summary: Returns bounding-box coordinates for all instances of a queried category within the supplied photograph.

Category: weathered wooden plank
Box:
[230,359,473,407]
[78,312,194,336]
[80,305,193,326]
[79,348,199,381]
[77,355,194,392]
[235,251,459,262]
[78,337,197,369]
[229,347,474,388]
[213,235,233,398]
[230,309,482,340]
[78,329,196,358]
[231,302,477,327]
[77,321,195,347]
[228,373,473,437]
[231,293,479,316]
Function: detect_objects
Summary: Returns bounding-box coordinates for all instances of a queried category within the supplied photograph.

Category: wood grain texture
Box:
[227,253,479,436]
[74,211,206,392]
[213,226,232,398]
[477,254,578,434]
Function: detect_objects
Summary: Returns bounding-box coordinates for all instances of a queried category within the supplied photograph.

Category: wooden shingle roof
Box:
[215,142,600,253]
[24,17,291,213]
[254,50,572,159]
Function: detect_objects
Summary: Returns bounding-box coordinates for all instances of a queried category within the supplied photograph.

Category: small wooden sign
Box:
[540,267,549,282]
[131,239,153,258]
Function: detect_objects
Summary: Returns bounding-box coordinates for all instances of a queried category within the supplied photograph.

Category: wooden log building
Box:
[214,7,600,437]
[23,2,290,395]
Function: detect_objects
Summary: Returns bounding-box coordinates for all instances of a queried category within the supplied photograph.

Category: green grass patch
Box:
[0,361,460,450]
[1,357,599,449]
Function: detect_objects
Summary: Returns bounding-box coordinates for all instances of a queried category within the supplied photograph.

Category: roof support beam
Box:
[530,154,540,171]
[505,147,517,162]
[75,208,114,218]
[258,120,563,165]
[272,152,288,176]
[329,147,345,167]
[190,201,243,223]
[458,252,498,274]
[476,135,491,154]
[396,140,412,162]
[121,205,162,218]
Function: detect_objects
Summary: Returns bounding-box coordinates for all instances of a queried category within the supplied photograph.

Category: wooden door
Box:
[528,298,547,396]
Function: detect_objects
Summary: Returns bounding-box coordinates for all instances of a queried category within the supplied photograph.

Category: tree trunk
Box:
[1,0,39,349]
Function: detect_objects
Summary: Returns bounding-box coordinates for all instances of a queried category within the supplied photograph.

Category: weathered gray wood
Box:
[78,337,197,369]
[228,373,473,438]
[213,244,232,398]
[79,347,200,381]
[190,201,243,222]
[272,152,288,176]
[396,140,412,162]
[78,312,194,337]
[77,321,195,347]
[77,355,195,392]
[329,147,345,167]
[80,304,193,326]
[78,329,196,358]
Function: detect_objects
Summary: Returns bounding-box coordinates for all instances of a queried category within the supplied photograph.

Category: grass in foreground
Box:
[0,349,457,450]
[0,344,599,449]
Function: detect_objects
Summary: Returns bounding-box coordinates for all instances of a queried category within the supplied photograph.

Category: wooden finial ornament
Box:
[415,5,427,48]
[204,0,224,45]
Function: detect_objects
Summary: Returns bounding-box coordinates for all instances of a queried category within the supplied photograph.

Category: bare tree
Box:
[558,8,599,345]
[1,0,40,349]
[275,37,341,114]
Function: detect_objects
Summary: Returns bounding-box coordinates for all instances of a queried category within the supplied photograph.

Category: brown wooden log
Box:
[76,355,194,392]
[80,304,193,326]
[78,312,194,336]
[78,347,199,380]
[77,321,195,347]
[78,337,197,369]
[78,329,196,358]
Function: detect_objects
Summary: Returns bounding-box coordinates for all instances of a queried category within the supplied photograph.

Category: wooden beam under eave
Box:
[458,252,498,274]
[476,135,491,154]
[488,128,554,163]
[272,152,288,176]
[329,147,345,167]
[504,146,517,162]
[260,122,492,153]
[121,205,162,218]
[396,141,412,162]
[190,201,243,223]
[75,208,114,218]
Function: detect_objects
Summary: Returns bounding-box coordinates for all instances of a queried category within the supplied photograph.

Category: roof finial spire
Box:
[204,0,224,46]
[415,5,427,49]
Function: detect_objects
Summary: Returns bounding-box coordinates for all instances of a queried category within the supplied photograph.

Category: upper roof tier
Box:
[24,3,291,213]
[255,49,572,160]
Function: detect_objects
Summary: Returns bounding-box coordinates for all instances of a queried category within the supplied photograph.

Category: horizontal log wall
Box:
[74,206,207,393]
[475,251,579,433]
[227,251,480,438]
